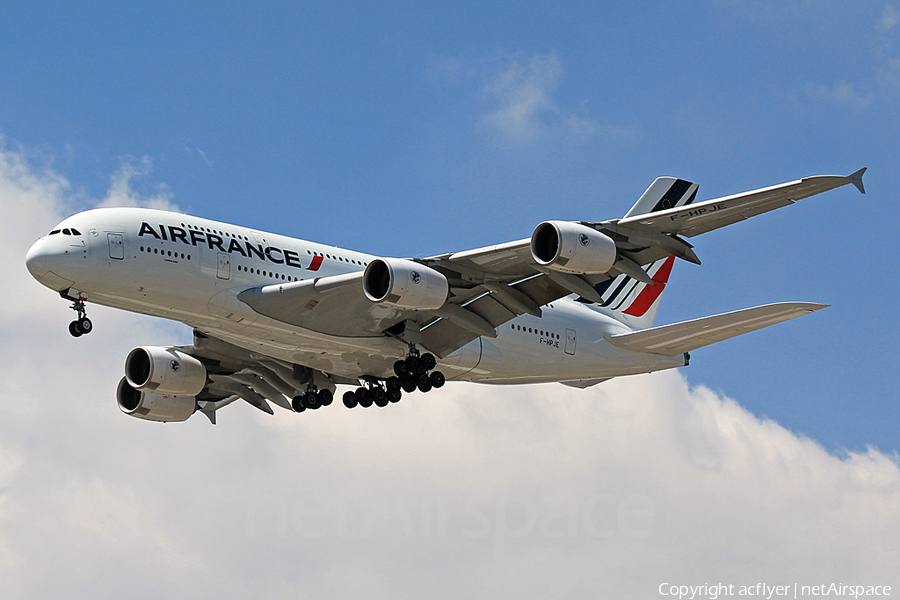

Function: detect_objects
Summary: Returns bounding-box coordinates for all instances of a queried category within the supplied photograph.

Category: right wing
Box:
[606,302,828,356]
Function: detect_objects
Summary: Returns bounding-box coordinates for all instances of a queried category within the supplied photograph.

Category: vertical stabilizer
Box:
[578,176,697,329]
[581,256,675,330]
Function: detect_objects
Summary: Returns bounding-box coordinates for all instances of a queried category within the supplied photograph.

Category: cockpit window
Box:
[70,228,81,235]
[49,230,60,235]
[62,229,71,235]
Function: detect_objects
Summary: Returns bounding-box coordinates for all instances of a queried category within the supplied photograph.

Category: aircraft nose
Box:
[25,238,49,278]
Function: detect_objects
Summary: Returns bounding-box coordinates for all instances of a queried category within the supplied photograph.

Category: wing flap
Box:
[440,238,534,276]
[420,273,575,357]
[606,302,828,356]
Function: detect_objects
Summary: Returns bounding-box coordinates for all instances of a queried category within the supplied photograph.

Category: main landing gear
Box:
[67,298,93,338]
[291,387,334,413]
[342,351,445,409]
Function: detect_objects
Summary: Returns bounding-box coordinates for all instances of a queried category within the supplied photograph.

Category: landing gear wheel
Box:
[400,374,417,394]
[318,389,333,407]
[387,388,402,403]
[386,376,401,392]
[357,388,373,408]
[77,317,92,335]
[393,360,408,377]
[373,387,388,407]
[303,391,321,410]
[415,372,430,388]
[291,396,307,412]
[404,355,421,374]
[68,321,83,337]
[343,391,358,409]
[417,379,433,393]
[429,371,446,389]
[420,353,436,371]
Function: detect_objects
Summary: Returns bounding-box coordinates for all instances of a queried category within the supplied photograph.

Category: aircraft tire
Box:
[404,355,421,374]
[417,379,433,394]
[386,376,401,392]
[77,317,93,334]
[420,353,436,371]
[429,371,445,388]
[388,388,402,403]
[68,321,83,337]
[303,391,321,410]
[318,389,333,406]
[373,387,388,407]
[400,374,417,393]
[291,396,307,412]
[343,391,358,408]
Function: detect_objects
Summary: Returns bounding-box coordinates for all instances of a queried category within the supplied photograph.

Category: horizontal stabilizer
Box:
[606,302,828,356]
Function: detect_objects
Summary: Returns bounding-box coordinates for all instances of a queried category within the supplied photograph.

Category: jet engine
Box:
[530,221,617,275]
[124,346,208,396]
[117,377,197,422]
[363,258,449,311]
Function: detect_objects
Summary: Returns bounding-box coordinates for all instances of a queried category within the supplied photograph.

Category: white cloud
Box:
[878,3,900,33]
[805,80,875,111]
[96,155,179,211]
[1,142,898,598]
[480,52,614,146]
[482,53,564,143]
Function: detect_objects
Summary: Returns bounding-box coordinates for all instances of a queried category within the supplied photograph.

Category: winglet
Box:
[847,167,866,194]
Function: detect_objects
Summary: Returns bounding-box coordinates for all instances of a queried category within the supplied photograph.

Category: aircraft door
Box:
[565,328,576,355]
[217,252,231,280]
[108,233,124,260]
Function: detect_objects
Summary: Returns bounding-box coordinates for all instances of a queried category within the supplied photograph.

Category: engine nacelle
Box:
[531,221,617,275]
[363,258,449,311]
[117,377,196,423]
[125,346,207,397]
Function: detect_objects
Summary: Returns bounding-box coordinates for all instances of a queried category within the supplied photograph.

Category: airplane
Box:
[25,168,866,424]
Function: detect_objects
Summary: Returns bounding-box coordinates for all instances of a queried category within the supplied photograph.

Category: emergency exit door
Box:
[565,328,576,355]
[217,252,231,280]
[107,233,124,260]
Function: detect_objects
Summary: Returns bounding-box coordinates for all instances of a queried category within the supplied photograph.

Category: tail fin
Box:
[580,256,675,330]
[577,177,697,329]
[624,176,698,218]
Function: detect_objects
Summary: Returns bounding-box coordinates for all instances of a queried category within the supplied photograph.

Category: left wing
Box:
[591,168,866,269]
[238,170,864,359]
[613,168,866,238]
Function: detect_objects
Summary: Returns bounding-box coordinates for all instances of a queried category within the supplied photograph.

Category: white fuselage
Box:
[25,207,685,385]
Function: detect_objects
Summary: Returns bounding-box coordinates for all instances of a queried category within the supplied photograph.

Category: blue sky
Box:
[2,2,899,596]
[3,1,897,452]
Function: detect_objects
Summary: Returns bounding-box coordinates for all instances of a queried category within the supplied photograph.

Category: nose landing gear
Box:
[67,297,93,337]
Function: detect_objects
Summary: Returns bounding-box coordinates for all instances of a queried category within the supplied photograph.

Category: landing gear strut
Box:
[344,348,445,409]
[67,298,92,337]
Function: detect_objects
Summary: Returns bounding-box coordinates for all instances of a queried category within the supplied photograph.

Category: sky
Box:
[1,1,899,597]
